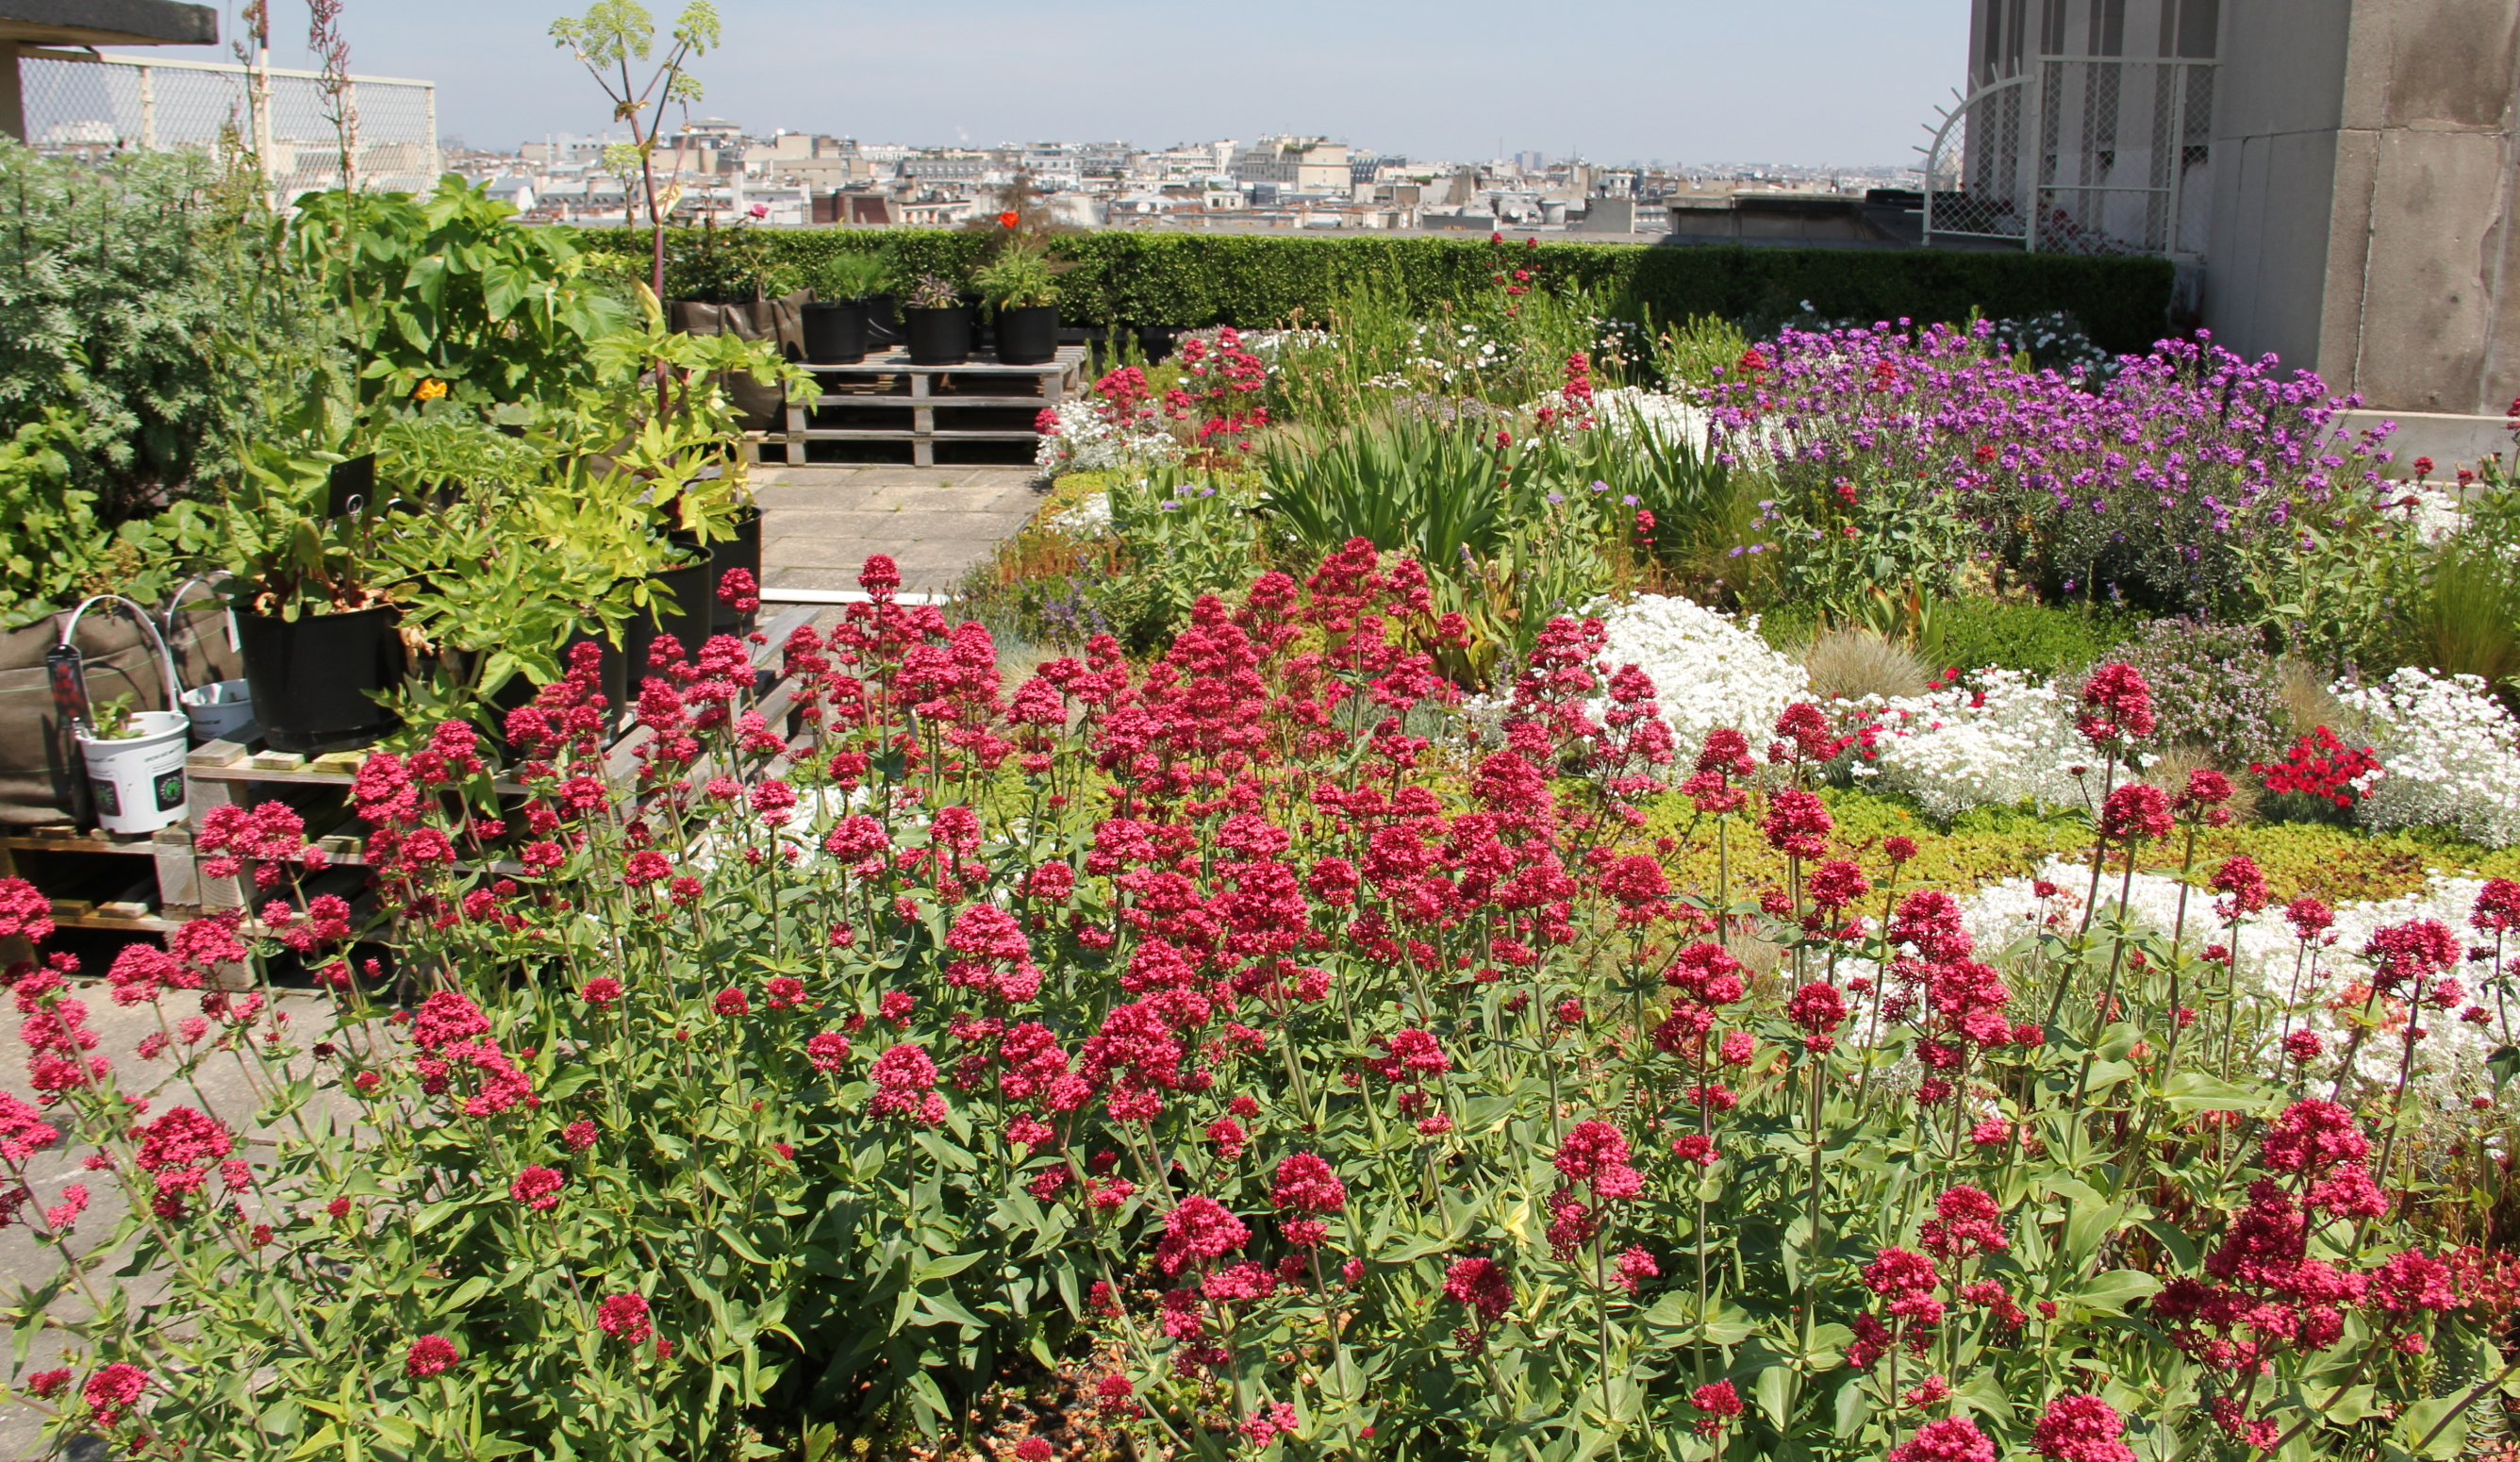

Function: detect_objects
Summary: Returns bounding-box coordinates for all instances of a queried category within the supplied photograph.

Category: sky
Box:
[168,0,1968,168]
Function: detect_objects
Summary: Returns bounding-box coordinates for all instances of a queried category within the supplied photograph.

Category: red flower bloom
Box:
[510,1166,564,1210]
[595,1292,653,1344]
[1889,1416,1996,1462]
[405,1335,458,1378]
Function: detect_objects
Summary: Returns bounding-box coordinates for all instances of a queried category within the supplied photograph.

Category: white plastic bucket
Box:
[180,678,256,745]
[76,711,190,834]
[58,595,191,835]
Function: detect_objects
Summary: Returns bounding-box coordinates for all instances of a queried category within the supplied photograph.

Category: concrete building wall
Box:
[2203,0,2520,431]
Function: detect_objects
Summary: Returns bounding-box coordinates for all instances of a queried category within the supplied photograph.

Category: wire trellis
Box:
[1921,56,2214,259]
[19,52,439,200]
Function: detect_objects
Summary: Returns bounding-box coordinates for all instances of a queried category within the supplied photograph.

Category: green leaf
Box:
[1833,1376,1870,1439]
[2164,1072,2280,1114]
[913,1252,986,1284]
[2075,1269,2162,1313]
[912,1289,988,1330]
[1752,1364,1796,1429]
[2396,1395,2470,1458]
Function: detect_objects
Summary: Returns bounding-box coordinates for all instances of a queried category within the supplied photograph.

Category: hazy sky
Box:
[158,0,1967,167]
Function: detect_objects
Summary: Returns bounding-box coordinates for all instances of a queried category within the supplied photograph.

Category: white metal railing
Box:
[1920,54,2214,259]
[17,49,440,202]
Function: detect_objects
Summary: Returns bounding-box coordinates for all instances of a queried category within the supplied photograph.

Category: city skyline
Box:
[178,0,1967,170]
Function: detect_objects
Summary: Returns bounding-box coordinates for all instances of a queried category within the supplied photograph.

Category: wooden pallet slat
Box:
[778,346,1086,467]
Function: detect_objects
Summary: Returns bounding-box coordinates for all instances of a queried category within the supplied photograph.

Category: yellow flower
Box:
[413,378,448,401]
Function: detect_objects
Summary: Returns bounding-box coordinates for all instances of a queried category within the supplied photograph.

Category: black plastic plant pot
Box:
[233,604,407,755]
[623,552,713,684]
[903,306,973,366]
[705,506,765,638]
[801,301,870,364]
[996,306,1060,365]
[864,292,904,347]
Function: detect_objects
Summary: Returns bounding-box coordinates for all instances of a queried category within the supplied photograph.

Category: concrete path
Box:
[752,465,1046,594]
[0,990,343,1461]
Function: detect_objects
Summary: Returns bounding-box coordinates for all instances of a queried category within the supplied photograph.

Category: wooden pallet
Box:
[2,606,826,948]
[767,346,1087,466]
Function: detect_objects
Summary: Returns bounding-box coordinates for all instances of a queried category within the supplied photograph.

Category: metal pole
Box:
[2024,58,2047,253]
[2164,61,2189,256]
[425,83,439,183]
[138,63,154,151]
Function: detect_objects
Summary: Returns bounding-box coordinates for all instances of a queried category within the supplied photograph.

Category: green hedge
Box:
[572,227,2177,356]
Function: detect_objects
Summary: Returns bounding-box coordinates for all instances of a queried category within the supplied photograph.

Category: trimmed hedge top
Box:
[572,227,2177,357]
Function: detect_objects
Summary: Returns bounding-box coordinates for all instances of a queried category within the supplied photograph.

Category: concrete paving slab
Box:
[0,986,352,1460]
[752,464,1046,595]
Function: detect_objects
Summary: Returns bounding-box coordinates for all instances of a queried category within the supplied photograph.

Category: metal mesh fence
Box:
[19,54,439,198]
[1925,57,2213,259]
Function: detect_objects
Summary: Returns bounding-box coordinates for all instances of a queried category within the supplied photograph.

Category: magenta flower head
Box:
[2032,1394,2133,1462]
[2076,662,2156,747]
[2097,783,2172,843]
[405,1335,458,1378]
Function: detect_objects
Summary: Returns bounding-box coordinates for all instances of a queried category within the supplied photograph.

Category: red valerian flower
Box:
[1888,1415,1997,1462]
[404,1335,458,1378]
[1155,1195,1250,1274]
[1919,1185,2009,1259]
[1272,1153,1346,1214]
[595,1292,653,1344]
[580,976,622,1007]
[510,1166,564,1210]
[2076,662,2155,745]
[1761,788,1833,859]
[1687,1378,1742,1435]
[1442,1255,1513,1321]
[868,1043,945,1124]
[805,1031,851,1072]
[2362,918,2462,990]
[81,1363,147,1426]
[2097,783,2172,842]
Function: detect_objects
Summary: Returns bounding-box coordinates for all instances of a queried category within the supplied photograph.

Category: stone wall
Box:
[2206,0,2520,437]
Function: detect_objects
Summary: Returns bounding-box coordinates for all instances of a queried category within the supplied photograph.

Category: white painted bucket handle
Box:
[59,595,184,715]
[161,575,236,665]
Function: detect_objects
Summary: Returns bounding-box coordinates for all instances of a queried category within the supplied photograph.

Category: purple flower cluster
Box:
[1705,321,2393,611]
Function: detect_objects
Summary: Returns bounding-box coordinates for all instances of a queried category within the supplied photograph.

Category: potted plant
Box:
[801,251,895,364]
[178,446,411,755]
[902,273,974,366]
[55,596,193,835]
[973,244,1060,365]
[365,412,649,744]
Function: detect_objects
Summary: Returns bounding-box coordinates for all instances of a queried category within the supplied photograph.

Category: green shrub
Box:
[0,142,272,515]
[570,228,2178,356]
[1929,595,2133,676]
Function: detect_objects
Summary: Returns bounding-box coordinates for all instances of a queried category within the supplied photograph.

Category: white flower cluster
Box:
[1033,398,1182,478]
[1588,387,1715,445]
[1853,671,2097,820]
[1964,862,2507,1106]
[1040,489,1115,538]
[2339,667,2520,846]
[1591,595,1808,751]
[2378,482,2468,545]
